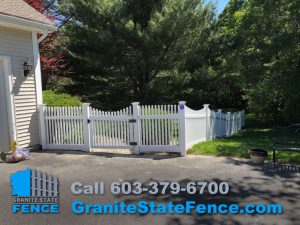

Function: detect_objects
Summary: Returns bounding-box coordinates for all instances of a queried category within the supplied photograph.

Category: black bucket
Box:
[250,149,268,157]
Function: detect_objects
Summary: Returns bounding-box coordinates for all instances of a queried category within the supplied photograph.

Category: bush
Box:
[43,90,82,106]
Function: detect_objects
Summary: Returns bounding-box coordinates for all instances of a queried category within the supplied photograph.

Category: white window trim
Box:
[0,55,17,145]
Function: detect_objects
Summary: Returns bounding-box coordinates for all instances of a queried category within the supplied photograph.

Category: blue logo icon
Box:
[11,168,59,213]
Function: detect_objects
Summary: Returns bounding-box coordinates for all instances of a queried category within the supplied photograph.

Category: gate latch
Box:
[130,142,137,146]
[87,119,91,124]
[129,119,136,123]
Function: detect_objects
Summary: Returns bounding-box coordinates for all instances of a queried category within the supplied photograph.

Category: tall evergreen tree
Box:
[61,0,213,107]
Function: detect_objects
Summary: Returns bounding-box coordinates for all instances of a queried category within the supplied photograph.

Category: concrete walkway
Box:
[0,151,299,225]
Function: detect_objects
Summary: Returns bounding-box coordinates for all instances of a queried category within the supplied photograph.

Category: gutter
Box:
[0,13,57,33]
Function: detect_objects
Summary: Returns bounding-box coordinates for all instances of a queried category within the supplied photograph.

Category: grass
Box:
[43,90,82,106]
[188,128,300,164]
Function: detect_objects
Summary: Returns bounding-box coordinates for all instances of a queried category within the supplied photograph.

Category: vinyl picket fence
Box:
[39,102,245,156]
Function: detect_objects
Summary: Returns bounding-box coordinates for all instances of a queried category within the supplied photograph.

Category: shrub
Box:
[43,90,82,106]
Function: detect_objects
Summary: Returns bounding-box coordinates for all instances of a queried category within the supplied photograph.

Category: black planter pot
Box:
[250,149,268,164]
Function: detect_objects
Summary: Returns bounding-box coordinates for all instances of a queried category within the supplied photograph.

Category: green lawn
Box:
[188,128,300,164]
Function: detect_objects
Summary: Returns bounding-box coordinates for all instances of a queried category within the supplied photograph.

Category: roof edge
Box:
[0,13,57,32]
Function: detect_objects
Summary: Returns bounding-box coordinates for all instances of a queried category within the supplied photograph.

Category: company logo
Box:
[10,168,59,213]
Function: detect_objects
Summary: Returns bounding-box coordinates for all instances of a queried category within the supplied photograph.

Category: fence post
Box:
[131,102,140,154]
[203,104,210,141]
[239,111,242,130]
[178,101,186,156]
[232,113,235,135]
[237,113,240,132]
[39,104,47,149]
[241,110,245,127]
[218,109,222,137]
[232,113,235,134]
[226,112,231,136]
[234,113,237,133]
[82,103,91,152]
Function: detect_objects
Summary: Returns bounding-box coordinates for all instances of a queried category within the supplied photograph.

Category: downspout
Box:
[38,29,48,43]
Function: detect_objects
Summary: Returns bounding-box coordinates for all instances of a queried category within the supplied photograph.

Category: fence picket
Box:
[163,105,166,145]
[158,105,161,145]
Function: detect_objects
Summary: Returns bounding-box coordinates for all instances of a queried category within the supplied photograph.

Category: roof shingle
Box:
[0,0,55,26]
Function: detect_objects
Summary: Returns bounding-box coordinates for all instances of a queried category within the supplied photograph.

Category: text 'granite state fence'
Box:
[39,102,245,156]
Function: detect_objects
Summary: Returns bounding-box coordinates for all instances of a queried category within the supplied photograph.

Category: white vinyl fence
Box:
[185,104,245,149]
[39,102,245,156]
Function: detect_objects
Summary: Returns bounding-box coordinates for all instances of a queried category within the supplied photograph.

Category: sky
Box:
[209,0,230,15]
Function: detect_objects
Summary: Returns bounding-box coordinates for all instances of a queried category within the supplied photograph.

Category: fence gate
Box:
[138,104,181,153]
[88,102,183,154]
[89,105,133,149]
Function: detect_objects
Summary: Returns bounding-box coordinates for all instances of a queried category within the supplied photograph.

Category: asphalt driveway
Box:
[0,150,299,225]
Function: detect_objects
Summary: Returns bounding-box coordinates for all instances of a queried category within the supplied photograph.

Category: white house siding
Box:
[0,26,40,147]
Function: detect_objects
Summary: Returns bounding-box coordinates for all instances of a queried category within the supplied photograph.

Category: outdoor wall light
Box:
[22,61,33,77]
